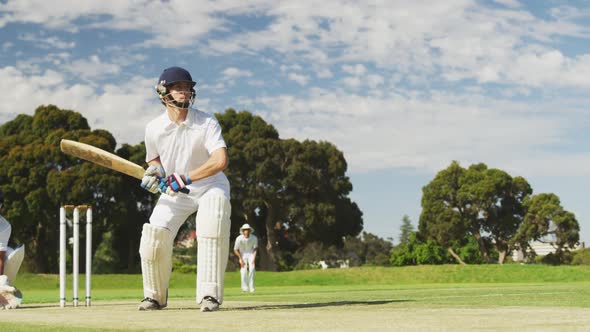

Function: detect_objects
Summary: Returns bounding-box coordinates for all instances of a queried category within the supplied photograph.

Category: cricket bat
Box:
[60,139,145,179]
[59,139,189,193]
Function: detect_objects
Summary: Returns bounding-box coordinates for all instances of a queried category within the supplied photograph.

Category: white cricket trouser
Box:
[149,183,230,234]
[240,253,255,292]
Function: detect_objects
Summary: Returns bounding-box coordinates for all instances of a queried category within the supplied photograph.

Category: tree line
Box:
[2,106,580,272]
[0,105,365,272]
[391,162,581,265]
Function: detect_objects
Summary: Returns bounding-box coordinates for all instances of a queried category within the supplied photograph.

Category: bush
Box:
[172,260,196,273]
[390,233,452,266]
[415,241,449,265]
[571,248,590,265]
[343,232,393,267]
[534,251,574,265]
[294,242,342,269]
[452,236,487,264]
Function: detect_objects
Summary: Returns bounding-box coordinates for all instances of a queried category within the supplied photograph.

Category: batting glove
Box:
[140,165,166,194]
[166,173,192,194]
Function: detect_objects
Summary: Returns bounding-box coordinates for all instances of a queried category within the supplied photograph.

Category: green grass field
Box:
[2,265,590,331]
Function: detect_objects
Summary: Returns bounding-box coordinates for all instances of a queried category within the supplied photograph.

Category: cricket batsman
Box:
[233,224,257,292]
[138,66,231,312]
[0,189,25,309]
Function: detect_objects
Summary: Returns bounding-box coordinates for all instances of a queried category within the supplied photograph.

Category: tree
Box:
[418,161,470,264]
[0,106,363,272]
[342,232,393,266]
[461,164,532,263]
[216,110,363,270]
[419,161,532,264]
[513,193,580,263]
[0,105,128,272]
[399,215,414,245]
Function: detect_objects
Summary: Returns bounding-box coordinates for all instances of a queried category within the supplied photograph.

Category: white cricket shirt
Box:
[0,215,11,251]
[234,234,258,254]
[144,108,229,189]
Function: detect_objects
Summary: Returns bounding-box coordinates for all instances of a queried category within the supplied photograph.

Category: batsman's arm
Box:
[187,148,228,183]
[147,157,163,169]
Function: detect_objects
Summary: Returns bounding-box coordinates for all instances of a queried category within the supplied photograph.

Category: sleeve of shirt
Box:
[204,117,227,154]
[0,218,11,251]
[233,237,240,251]
[144,124,159,163]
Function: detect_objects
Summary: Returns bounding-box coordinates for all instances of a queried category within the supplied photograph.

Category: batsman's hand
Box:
[165,173,192,194]
[140,165,166,194]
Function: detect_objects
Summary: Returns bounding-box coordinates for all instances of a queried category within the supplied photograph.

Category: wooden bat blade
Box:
[60,139,144,179]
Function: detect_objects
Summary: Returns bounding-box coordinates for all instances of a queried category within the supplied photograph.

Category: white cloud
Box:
[494,0,522,8]
[2,0,590,180]
[0,0,275,47]
[18,32,75,49]
[67,55,121,81]
[4,1,590,88]
[222,67,253,79]
[366,74,384,89]
[0,65,157,146]
[205,1,590,89]
[280,64,303,72]
[199,82,226,94]
[342,64,366,76]
[247,80,265,87]
[341,76,362,89]
[340,64,384,90]
[247,88,589,177]
[315,68,333,79]
[287,72,308,86]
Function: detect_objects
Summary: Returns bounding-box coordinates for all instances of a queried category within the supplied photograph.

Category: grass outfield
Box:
[2,265,590,331]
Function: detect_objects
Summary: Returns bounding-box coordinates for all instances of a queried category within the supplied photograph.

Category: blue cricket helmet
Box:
[157,66,196,88]
[155,66,197,108]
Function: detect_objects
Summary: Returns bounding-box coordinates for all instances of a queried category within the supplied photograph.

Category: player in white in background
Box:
[138,66,231,312]
[233,224,258,292]
[0,189,25,309]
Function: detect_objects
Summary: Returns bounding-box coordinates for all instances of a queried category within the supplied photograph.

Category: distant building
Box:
[315,259,350,269]
[512,241,585,261]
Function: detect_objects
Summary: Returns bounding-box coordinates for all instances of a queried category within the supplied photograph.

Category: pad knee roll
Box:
[4,245,24,284]
[139,224,173,306]
[196,195,231,304]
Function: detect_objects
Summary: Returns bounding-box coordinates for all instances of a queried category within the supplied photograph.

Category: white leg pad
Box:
[139,224,173,306]
[4,245,25,284]
[196,195,231,304]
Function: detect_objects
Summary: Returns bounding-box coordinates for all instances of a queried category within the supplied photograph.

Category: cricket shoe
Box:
[200,296,220,312]
[138,297,165,311]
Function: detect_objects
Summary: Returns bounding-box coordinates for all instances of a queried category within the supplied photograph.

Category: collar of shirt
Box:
[163,109,196,131]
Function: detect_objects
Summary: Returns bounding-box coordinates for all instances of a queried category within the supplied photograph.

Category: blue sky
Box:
[0,0,589,245]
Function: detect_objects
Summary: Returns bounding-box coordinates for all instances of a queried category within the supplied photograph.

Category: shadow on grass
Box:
[167,299,409,311]
[19,302,133,309]
[227,299,409,311]
[19,299,409,311]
